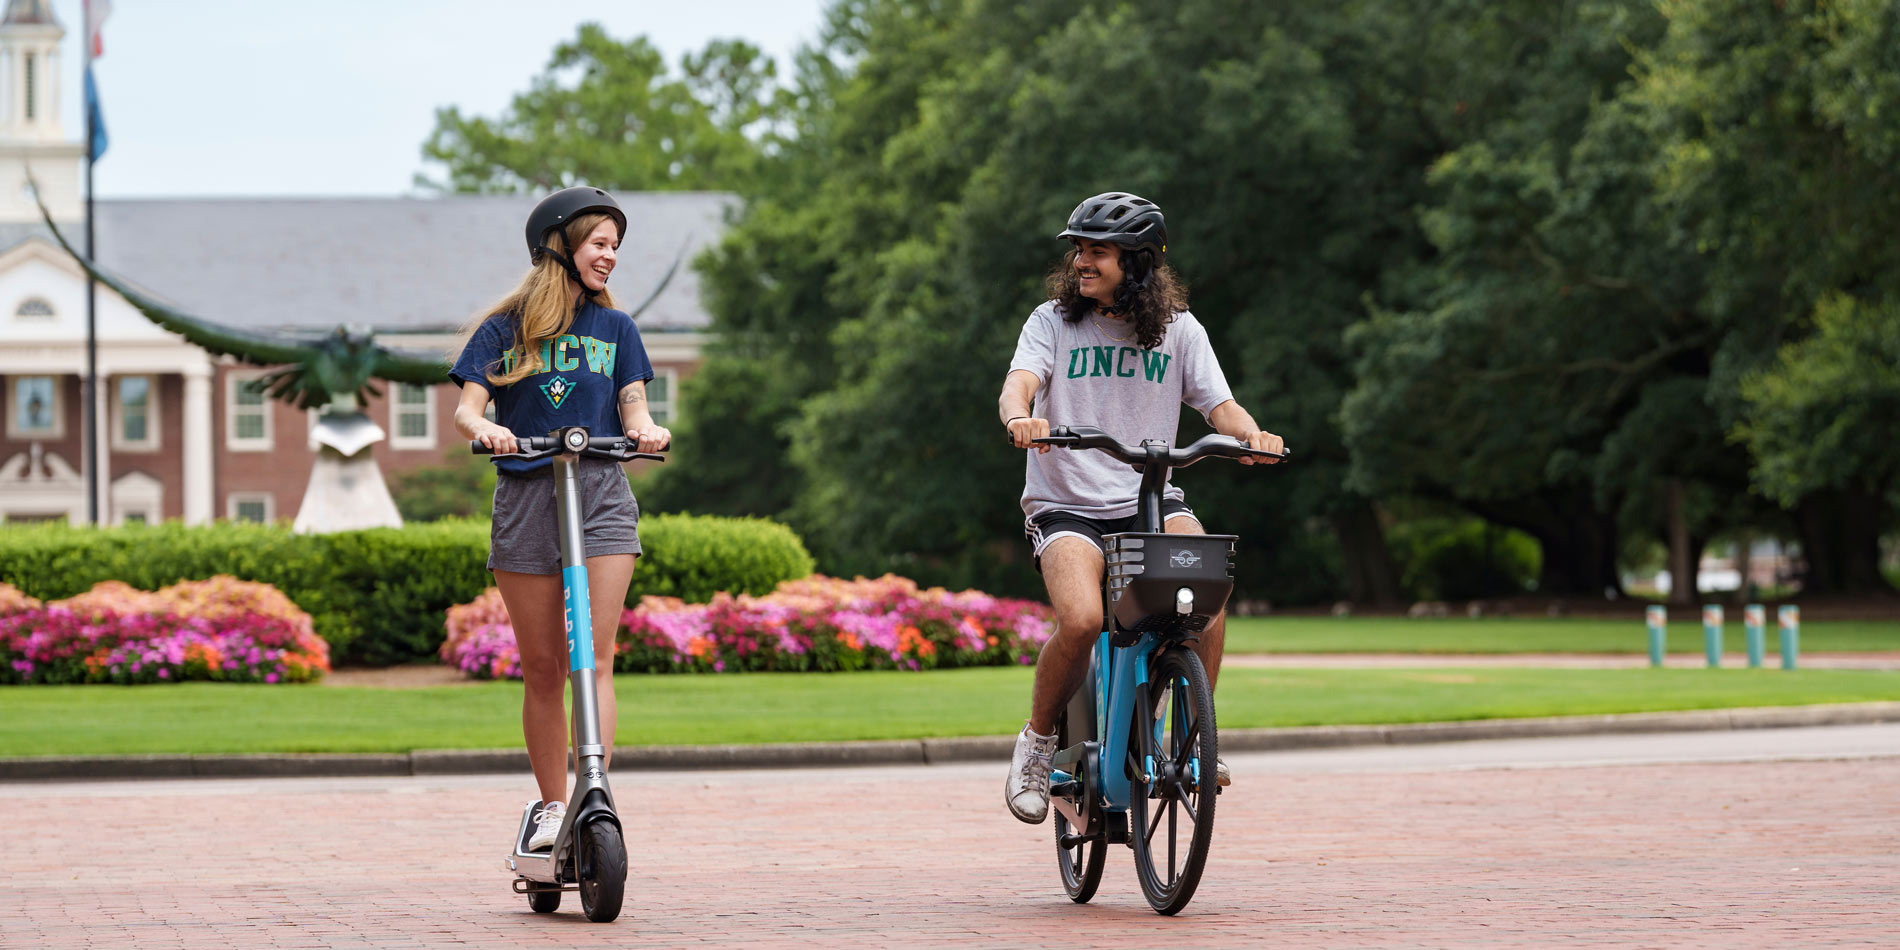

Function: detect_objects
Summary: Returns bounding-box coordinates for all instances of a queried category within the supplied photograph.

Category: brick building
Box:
[0,2,724,525]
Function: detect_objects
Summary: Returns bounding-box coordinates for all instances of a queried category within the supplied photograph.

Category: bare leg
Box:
[495,569,568,805]
[1028,537,1106,735]
[1166,514,1224,691]
[584,553,637,766]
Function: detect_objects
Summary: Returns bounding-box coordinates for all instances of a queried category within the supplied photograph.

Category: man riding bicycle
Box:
[1000,191,1286,824]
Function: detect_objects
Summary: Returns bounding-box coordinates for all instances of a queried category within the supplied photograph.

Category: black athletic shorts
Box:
[1024,499,1195,571]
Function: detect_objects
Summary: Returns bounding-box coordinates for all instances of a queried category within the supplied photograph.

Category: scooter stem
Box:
[552,452,606,772]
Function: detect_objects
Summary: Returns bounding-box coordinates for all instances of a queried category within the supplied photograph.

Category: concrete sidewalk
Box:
[6,700,1897,782]
[1224,651,1900,670]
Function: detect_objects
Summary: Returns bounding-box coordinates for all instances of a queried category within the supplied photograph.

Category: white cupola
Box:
[0,0,64,143]
[0,0,82,221]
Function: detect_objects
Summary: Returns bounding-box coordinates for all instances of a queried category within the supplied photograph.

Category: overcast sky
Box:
[48,0,830,198]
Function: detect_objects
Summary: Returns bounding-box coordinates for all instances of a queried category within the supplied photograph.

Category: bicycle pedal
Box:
[1049,781,1080,798]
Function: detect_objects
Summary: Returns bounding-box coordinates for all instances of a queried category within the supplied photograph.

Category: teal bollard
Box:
[1744,604,1765,668]
[1645,605,1666,667]
[1702,604,1723,668]
[1779,605,1800,670]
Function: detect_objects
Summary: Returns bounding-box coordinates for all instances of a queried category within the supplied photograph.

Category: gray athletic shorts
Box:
[487,460,642,575]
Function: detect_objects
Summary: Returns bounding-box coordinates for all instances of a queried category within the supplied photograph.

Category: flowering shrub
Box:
[0,582,40,616]
[439,574,1054,679]
[0,577,330,685]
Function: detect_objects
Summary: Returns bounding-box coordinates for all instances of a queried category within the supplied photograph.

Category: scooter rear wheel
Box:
[577,820,627,923]
[526,888,561,913]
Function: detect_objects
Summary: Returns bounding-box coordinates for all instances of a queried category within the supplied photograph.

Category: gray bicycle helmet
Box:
[1057,192,1167,263]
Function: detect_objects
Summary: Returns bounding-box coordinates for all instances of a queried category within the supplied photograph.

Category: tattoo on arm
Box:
[618,384,647,407]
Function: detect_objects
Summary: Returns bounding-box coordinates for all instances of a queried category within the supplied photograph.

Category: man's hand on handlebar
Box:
[472,422,519,457]
[629,423,671,454]
[1237,429,1287,465]
[1007,416,1054,454]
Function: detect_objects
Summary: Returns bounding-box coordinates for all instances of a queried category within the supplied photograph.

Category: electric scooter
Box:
[473,425,666,923]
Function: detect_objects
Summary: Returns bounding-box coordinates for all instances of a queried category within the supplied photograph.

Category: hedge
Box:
[0,515,814,665]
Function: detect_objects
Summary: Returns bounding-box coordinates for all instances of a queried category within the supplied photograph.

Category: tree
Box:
[417,25,786,193]
[1736,294,1900,593]
[1618,0,1900,592]
[1341,1,1677,597]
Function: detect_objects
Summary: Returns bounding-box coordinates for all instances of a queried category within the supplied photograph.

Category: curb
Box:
[5,701,1898,782]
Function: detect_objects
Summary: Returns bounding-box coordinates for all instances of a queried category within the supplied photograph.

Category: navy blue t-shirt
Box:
[450,300,655,475]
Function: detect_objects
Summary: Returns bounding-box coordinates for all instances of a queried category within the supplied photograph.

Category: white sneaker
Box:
[1005,723,1058,824]
[1215,758,1231,788]
[527,801,566,852]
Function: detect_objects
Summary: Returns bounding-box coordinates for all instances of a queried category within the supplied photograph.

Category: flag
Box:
[84,0,112,161]
[85,68,107,161]
[86,0,112,57]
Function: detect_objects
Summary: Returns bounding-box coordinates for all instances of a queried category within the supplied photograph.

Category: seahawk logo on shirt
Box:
[539,375,573,410]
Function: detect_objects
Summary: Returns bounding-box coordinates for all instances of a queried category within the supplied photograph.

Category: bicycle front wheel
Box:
[1129,647,1217,915]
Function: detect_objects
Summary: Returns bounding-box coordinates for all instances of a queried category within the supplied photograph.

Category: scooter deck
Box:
[505,800,569,885]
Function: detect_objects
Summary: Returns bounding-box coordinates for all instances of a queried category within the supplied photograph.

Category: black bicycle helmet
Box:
[1056,192,1167,263]
[525,186,627,295]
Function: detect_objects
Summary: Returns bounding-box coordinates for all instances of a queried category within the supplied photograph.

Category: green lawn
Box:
[1222,617,1900,654]
[1,665,1895,756]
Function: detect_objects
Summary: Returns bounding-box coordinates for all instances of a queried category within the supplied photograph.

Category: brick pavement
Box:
[3,752,1896,948]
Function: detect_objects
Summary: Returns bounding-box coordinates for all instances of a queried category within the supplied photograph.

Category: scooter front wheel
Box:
[577,819,627,923]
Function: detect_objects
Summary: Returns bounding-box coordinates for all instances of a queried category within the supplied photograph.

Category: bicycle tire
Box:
[1129,647,1217,915]
[1052,707,1106,902]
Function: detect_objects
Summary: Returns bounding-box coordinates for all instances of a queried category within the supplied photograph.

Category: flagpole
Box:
[83,0,99,525]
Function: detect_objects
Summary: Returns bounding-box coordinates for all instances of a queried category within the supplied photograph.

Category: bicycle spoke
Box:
[1174,790,1199,826]
[1168,797,1178,884]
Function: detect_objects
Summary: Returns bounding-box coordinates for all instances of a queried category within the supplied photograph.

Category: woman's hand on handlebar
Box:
[629,422,671,454]
[1007,416,1053,454]
[1238,429,1286,465]
[473,422,520,456]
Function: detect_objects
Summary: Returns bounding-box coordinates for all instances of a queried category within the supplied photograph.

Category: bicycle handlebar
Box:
[469,431,668,463]
[1030,425,1288,467]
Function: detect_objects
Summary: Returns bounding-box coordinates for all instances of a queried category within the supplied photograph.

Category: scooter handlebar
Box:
[469,433,668,463]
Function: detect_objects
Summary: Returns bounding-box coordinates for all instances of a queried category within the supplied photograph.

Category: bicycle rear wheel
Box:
[1052,707,1105,902]
[1054,810,1105,902]
[1129,647,1217,915]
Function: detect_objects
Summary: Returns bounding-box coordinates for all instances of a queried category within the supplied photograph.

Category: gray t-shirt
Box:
[1008,301,1235,521]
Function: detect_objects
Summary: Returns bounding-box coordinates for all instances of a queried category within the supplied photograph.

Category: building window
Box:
[9,375,61,438]
[226,373,272,450]
[227,493,273,523]
[23,53,35,121]
[646,369,677,424]
[114,376,159,451]
[15,297,52,319]
[120,510,150,526]
[389,382,435,449]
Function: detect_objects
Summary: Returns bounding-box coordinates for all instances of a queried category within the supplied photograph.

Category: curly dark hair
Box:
[1044,245,1188,350]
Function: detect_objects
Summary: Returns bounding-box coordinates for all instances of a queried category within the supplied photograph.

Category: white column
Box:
[182,368,213,525]
[92,372,111,523]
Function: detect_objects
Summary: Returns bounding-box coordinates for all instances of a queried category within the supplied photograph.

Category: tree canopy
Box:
[430,2,1900,601]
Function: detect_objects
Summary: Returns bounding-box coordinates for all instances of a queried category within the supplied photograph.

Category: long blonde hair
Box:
[454,211,620,387]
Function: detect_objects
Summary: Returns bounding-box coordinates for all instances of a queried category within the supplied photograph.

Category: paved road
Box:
[6,725,1897,949]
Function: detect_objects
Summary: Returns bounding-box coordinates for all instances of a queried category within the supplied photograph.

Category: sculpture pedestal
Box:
[292,412,403,534]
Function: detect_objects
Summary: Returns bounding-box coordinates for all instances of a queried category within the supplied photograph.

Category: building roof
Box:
[19,192,734,334]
